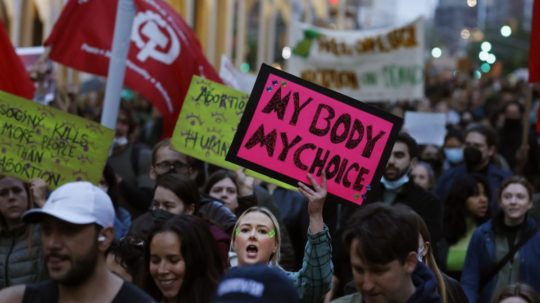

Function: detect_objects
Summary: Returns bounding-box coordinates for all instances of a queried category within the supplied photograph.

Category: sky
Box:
[395,0,439,23]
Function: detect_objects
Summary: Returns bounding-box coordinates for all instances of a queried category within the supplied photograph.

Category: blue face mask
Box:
[417,244,426,262]
[381,174,410,190]
[444,147,463,164]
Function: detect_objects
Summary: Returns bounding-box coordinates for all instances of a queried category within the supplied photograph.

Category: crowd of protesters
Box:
[0,62,539,303]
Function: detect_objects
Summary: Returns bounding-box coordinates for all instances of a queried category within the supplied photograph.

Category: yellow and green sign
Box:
[0,90,114,189]
[172,76,293,189]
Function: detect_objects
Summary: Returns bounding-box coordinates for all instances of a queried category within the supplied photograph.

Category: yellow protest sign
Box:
[171,76,294,190]
[0,90,114,189]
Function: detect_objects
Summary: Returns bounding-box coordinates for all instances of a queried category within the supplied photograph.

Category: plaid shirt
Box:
[286,225,333,303]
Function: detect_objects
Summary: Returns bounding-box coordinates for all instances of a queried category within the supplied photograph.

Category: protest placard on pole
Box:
[226,64,402,205]
[403,111,447,146]
[171,76,293,189]
[0,91,114,188]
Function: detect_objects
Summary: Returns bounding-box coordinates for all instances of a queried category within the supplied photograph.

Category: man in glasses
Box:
[149,139,194,179]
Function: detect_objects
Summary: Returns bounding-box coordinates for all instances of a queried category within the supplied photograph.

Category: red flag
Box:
[531,0,540,83]
[0,22,35,99]
[45,0,221,137]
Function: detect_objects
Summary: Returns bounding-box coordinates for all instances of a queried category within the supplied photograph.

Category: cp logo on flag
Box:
[131,10,180,65]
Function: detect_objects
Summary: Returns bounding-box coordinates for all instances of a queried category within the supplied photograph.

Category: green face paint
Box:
[235,228,241,236]
[267,229,276,238]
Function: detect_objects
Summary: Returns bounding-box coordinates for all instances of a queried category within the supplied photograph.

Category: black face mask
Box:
[463,146,483,170]
[151,208,174,224]
[502,118,522,131]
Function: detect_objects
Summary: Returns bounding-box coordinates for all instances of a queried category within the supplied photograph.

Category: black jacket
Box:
[365,179,443,245]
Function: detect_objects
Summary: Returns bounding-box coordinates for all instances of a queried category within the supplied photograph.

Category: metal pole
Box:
[101,0,136,130]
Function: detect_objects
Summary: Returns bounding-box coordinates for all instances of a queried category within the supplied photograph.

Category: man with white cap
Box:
[0,181,154,303]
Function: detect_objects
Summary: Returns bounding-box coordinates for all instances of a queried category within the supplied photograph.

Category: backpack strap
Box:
[478,223,538,293]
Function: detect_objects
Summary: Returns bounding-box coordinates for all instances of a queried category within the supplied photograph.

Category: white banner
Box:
[287,18,425,102]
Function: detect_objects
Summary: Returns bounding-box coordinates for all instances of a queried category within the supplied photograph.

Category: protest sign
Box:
[226,64,402,205]
[287,18,424,102]
[171,76,293,189]
[0,91,114,188]
[403,111,447,146]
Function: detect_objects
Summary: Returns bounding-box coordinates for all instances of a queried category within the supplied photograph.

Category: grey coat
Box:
[0,224,47,288]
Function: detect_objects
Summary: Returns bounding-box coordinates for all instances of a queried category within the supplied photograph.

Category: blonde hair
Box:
[231,206,281,266]
[400,205,448,303]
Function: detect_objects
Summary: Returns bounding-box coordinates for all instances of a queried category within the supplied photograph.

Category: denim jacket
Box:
[461,217,540,303]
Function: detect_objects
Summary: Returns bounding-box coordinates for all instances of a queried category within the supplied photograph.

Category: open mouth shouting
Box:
[246,244,259,259]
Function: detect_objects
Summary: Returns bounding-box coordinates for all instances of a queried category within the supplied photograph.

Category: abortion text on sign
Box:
[0,90,114,188]
[171,76,294,189]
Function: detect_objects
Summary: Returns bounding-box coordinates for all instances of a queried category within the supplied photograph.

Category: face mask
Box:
[381,174,410,190]
[112,136,128,148]
[417,247,424,262]
[463,146,483,170]
[502,118,522,130]
[151,208,174,224]
[444,147,463,164]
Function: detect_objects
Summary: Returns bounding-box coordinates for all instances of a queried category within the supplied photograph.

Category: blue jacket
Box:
[461,217,540,303]
[407,262,441,303]
[435,164,511,212]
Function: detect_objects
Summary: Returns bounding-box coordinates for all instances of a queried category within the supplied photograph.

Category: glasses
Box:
[154,161,190,173]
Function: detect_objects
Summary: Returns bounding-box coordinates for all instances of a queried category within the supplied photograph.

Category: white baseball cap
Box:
[23,181,115,228]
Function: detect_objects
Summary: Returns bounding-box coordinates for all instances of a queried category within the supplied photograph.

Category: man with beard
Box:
[363,132,443,248]
[436,124,512,212]
[0,182,154,303]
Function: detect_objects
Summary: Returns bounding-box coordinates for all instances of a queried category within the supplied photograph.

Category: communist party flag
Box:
[45,0,221,137]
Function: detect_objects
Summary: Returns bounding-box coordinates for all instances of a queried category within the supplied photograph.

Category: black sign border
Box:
[226,63,403,205]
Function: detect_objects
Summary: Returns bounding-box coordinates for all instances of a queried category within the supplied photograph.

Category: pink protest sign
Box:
[226,64,402,205]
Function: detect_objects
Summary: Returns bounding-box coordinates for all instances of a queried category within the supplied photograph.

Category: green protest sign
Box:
[0,90,114,189]
[171,76,294,190]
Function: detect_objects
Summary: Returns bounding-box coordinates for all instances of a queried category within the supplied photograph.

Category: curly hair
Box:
[443,174,490,245]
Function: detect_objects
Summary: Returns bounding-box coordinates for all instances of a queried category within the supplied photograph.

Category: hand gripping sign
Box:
[226,64,402,206]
